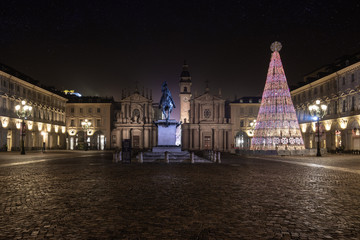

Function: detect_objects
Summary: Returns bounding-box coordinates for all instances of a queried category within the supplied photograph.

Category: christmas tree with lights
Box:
[250,41,305,151]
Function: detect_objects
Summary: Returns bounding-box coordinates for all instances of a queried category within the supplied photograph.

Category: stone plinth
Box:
[155,119,179,146]
[152,146,182,152]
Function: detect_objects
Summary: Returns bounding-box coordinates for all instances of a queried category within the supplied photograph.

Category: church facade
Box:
[111,88,162,149]
[179,63,232,152]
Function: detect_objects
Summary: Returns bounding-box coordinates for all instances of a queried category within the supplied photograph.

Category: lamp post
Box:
[15,100,32,155]
[81,119,91,151]
[249,119,256,130]
[309,99,327,157]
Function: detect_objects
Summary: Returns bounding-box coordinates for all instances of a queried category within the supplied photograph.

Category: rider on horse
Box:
[159,81,176,121]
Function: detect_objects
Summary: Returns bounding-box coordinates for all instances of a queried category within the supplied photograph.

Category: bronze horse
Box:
[159,81,176,121]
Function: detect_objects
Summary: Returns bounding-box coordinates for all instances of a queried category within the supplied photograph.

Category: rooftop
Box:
[231,96,261,104]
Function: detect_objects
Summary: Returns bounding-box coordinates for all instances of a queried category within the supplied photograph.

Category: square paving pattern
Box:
[1,152,360,239]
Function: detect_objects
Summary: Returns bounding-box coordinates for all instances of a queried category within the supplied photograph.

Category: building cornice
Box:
[291,61,360,95]
[0,70,68,101]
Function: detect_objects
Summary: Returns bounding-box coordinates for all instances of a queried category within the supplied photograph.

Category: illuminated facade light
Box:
[301,124,307,133]
[27,121,33,130]
[61,126,66,133]
[41,131,47,142]
[69,129,76,136]
[324,121,332,131]
[47,124,51,132]
[1,117,9,128]
[38,122,43,131]
[54,125,59,133]
[340,119,348,129]
[16,120,21,129]
[247,130,254,137]
[311,122,316,132]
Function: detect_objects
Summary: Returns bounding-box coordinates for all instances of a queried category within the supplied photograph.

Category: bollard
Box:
[191,152,195,164]
[165,151,169,163]
[213,151,217,163]
[217,152,221,163]
[118,151,122,162]
[139,152,143,163]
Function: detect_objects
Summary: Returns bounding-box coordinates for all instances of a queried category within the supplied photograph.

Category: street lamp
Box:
[250,119,256,129]
[15,100,32,155]
[309,99,327,157]
[81,119,91,151]
[248,119,256,136]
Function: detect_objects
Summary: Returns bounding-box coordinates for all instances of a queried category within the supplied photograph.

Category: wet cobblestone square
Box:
[1,152,360,239]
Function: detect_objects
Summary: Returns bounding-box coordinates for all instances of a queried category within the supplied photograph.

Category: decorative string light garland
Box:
[251,42,305,151]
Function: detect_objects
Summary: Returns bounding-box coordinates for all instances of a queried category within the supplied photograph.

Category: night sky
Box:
[1,0,360,120]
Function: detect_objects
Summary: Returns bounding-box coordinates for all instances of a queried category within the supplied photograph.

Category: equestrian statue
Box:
[159,81,176,121]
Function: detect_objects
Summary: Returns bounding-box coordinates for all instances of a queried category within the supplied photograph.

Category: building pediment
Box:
[194,93,223,102]
[121,93,151,103]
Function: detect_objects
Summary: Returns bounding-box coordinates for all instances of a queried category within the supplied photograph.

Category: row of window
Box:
[239,119,256,128]
[70,107,101,114]
[0,98,65,122]
[237,107,258,115]
[69,119,102,127]
[293,72,359,104]
[297,95,359,121]
[0,76,66,108]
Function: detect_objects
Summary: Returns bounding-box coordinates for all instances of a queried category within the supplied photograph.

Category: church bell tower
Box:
[179,61,192,123]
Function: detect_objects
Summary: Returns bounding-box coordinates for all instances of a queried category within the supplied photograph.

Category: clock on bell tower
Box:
[179,61,192,123]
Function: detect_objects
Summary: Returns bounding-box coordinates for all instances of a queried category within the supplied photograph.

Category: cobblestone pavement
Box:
[1,152,360,239]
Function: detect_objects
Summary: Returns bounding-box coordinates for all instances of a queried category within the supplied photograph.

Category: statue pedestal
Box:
[153,119,181,152]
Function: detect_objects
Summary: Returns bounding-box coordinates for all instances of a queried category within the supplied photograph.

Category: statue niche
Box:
[132,108,142,124]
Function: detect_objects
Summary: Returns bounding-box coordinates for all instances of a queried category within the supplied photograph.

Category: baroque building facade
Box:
[0,64,67,151]
[291,53,360,152]
[111,88,162,149]
[230,97,261,152]
[65,96,114,150]
[180,63,232,152]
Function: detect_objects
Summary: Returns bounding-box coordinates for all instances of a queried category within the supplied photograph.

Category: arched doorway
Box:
[93,131,105,150]
[234,130,251,150]
[76,131,85,150]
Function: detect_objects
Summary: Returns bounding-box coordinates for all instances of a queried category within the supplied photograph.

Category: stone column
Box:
[116,129,121,149]
[189,128,192,150]
[199,128,202,150]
